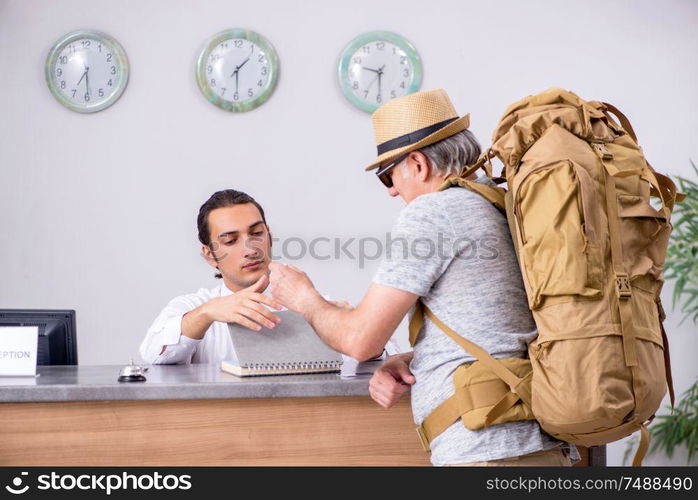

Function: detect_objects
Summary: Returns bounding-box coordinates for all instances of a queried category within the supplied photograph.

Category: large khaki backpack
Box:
[412,88,685,466]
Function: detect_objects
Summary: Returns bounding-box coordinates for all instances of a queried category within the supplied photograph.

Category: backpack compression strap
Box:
[603,102,639,143]
[656,299,676,409]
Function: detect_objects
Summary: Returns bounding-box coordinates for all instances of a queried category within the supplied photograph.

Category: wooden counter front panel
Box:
[0,397,431,466]
[1,397,592,466]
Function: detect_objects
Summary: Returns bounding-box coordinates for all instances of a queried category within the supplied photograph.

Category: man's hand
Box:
[200,274,283,331]
[268,261,323,315]
[269,266,418,362]
[369,352,415,408]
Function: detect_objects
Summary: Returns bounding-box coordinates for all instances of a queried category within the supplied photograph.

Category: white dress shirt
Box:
[139,283,286,365]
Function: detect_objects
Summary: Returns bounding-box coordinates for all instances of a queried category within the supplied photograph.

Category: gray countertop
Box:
[0,364,373,403]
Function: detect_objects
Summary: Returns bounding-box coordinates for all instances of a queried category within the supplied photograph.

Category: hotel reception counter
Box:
[0,365,596,466]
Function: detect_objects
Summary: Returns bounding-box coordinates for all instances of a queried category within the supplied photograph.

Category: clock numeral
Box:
[391,90,397,98]
[221,42,229,49]
[107,79,113,87]
[56,68,62,77]
[233,91,239,101]
[207,65,212,74]
[71,89,77,98]
[363,90,369,99]
[247,88,253,97]
[210,78,216,87]
[211,54,220,61]
[69,45,75,54]
[400,81,406,89]
[362,45,370,54]
[98,43,102,53]
[261,66,267,75]
[60,81,66,89]
[258,54,264,63]
[111,65,116,75]
[392,47,398,54]
[400,56,407,65]
[84,93,90,102]
[98,88,104,97]
[376,93,382,103]
[234,40,243,48]
[376,42,385,50]
[81,40,91,48]
[403,69,409,77]
[59,56,67,64]
[352,81,359,90]
[106,53,113,62]
[221,88,226,96]
[352,57,361,64]
[257,80,263,87]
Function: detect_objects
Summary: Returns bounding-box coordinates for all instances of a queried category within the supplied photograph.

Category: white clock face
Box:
[347,41,414,106]
[196,30,279,112]
[338,32,422,113]
[205,39,270,103]
[46,31,128,113]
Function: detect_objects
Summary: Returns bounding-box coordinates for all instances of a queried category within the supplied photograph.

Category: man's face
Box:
[202,203,272,290]
[384,154,422,203]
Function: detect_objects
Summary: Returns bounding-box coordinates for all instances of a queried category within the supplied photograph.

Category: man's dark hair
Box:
[197,189,267,279]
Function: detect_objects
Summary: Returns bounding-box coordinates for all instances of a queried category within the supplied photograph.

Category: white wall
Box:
[1,0,696,465]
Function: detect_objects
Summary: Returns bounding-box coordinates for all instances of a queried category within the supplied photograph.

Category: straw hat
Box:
[365,89,470,171]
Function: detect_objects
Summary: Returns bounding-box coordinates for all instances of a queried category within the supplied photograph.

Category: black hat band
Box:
[376,117,458,156]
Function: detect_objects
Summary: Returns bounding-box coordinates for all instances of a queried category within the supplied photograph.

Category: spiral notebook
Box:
[221,310,343,377]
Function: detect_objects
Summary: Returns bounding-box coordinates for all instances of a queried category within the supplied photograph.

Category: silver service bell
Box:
[118,359,148,382]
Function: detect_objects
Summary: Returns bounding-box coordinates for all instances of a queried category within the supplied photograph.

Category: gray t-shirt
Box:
[373,177,575,465]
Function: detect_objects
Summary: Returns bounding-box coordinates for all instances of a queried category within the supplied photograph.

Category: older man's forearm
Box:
[302,294,382,361]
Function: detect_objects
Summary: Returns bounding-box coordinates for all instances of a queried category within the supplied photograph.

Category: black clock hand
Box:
[85,66,90,96]
[230,47,254,77]
[229,67,239,92]
[362,66,379,73]
[76,70,87,88]
[377,65,385,96]
[237,47,253,71]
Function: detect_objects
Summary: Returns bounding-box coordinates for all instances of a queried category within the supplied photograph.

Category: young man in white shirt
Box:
[139,189,286,365]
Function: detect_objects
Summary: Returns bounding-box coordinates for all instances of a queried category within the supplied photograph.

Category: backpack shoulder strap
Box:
[438,177,507,215]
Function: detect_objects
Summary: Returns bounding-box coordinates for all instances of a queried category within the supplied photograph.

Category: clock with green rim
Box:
[196,29,279,112]
[338,31,423,113]
[45,30,129,113]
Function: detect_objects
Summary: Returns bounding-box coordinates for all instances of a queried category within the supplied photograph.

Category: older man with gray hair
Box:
[268,89,576,466]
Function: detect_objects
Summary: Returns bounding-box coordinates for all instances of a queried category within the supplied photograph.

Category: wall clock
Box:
[45,30,129,113]
[196,29,279,112]
[338,31,422,113]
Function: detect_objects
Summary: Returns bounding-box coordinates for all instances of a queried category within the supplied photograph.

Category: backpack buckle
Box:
[615,273,632,300]
[416,426,431,452]
[592,143,614,161]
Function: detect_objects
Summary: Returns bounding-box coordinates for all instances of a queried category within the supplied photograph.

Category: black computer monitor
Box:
[0,309,77,365]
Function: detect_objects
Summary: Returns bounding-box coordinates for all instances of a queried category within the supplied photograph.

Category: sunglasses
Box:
[375,153,408,188]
